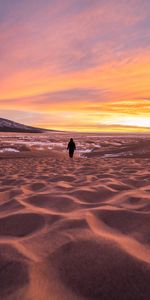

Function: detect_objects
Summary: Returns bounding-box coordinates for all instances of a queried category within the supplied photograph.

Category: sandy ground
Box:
[0,151,150,300]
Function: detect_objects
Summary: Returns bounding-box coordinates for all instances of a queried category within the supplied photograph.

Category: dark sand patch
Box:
[0,245,29,297]
[28,182,46,191]
[27,194,79,212]
[0,213,45,237]
[0,199,24,213]
[126,197,150,211]
[9,188,23,198]
[1,178,18,185]
[71,187,116,203]
[94,209,150,245]
[95,209,150,235]
[49,239,150,300]
[57,219,88,231]
[0,260,29,297]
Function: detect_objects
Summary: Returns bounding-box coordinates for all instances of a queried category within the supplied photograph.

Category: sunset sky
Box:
[0,0,150,132]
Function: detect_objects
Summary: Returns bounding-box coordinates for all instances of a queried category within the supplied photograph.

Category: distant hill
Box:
[0,118,46,133]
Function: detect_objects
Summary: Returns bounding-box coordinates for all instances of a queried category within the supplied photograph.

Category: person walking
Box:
[67,138,76,158]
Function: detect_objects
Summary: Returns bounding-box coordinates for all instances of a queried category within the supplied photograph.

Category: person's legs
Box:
[69,150,74,158]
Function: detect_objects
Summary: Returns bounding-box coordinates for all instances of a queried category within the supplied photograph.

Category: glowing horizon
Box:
[0,0,150,132]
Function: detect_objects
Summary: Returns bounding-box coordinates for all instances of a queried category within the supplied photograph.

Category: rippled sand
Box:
[0,151,150,299]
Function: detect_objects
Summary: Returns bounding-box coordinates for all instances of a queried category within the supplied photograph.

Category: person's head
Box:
[70,138,73,142]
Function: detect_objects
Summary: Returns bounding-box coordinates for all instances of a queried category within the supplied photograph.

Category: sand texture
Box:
[0,152,150,300]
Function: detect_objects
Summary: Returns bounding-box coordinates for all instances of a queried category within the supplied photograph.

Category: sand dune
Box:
[0,152,150,299]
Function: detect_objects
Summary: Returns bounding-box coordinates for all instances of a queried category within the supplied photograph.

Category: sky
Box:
[0,0,150,132]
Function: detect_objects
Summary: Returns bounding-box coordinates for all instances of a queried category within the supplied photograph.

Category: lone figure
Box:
[67,138,76,158]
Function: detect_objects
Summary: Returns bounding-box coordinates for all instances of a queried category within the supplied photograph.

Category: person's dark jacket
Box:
[67,140,76,152]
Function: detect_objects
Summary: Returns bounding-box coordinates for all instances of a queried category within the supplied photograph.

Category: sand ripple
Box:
[0,156,150,299]
[49,239,150,300]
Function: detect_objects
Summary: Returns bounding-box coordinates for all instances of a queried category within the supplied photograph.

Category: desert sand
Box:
[0,150,150,300]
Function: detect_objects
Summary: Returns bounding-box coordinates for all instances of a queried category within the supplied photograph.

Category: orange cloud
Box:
[0,0,150,131]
